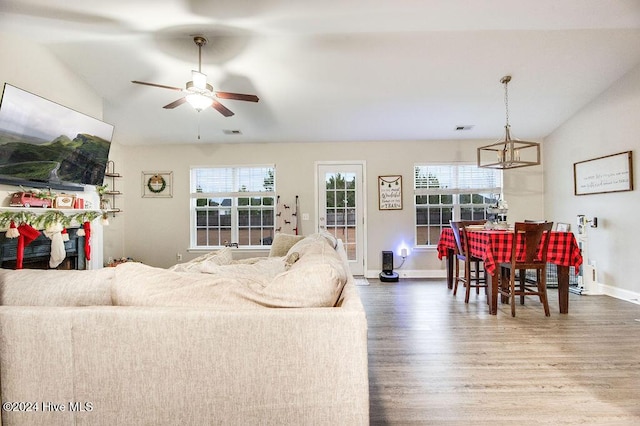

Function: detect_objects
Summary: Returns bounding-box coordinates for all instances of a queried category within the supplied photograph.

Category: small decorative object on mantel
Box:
[9,188,55,208]
[142,171,173,198]
[378,175,403,210]
[54,194,75,209]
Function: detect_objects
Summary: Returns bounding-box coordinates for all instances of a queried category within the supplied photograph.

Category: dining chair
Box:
[498,221,554,317]
[449,220,487,303]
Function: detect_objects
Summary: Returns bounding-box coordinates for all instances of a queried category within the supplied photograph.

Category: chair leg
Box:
[510,269,516,317]
[464,261,471,303]
[540,269,550,317]
[519,270,526,305]
[499,267,509,304]
[453,257,460,296]
[536,270,543,303]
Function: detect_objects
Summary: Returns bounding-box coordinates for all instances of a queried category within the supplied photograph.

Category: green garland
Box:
[0,211,36,228]
[0,210,102,230]
[147,175,167,193]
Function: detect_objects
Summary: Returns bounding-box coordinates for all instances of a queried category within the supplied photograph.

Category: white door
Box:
[316,162,366,275]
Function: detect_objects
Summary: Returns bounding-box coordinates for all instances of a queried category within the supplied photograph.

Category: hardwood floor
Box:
[357,279,640,425]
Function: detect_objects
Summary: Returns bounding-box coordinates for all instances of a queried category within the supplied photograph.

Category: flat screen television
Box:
[0,83,114,191]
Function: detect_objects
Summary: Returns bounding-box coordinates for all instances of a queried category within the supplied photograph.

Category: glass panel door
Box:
[317,163,365,275]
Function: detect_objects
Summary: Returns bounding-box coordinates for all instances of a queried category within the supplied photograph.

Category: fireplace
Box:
[0,227,86,270]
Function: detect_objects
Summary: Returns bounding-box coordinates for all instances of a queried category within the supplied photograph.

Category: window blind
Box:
[414,164,501,195]
[192,166,275,195]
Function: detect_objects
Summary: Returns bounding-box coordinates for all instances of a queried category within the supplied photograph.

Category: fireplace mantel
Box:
[0,227,86,270]
[0,207,105,269]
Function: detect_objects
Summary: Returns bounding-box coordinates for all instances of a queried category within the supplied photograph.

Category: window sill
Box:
[187,246,270,254]
[412,245,439,251]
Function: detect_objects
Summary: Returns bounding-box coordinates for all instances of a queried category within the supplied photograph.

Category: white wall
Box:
[117,139,544,277]
[544,63,640,300]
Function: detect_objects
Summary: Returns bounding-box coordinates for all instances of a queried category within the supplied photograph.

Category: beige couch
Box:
[0,234,369,425]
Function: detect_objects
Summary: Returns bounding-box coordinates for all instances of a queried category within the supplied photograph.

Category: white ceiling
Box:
[2,0,640,146]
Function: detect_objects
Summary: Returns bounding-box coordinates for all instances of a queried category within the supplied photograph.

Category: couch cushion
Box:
[112,255,344,309]
[0,268,114,306]
[167,247,233,272]
[268,233,304,257]
[264,262,346,308]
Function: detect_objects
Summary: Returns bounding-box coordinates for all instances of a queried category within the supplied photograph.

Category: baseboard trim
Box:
[362,270,640,306]
[597,283,640,305]
[365,269,447,280]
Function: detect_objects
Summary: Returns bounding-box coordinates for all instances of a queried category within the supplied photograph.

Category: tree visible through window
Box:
[414,164,501,246]
[191,166,276,248]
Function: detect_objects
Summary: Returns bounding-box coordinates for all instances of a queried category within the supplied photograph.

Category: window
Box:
[414,164,501,246]
[191,166,276,248]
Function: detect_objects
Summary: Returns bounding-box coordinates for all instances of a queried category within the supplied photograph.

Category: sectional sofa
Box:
[0,233,369,425]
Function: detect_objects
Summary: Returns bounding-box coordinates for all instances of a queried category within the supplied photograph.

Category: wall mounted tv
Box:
[0,83,114,191]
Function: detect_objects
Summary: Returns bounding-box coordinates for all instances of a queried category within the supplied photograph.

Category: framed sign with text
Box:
[378,175,402,210]
[573,151,633,196]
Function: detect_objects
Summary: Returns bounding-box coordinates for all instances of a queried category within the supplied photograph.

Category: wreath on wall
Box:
[147,174,167,194]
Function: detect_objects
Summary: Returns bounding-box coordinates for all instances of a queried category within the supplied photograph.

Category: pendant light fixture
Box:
[477,75,541,169]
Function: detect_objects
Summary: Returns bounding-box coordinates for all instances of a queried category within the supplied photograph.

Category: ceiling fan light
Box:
[186,93,213,111]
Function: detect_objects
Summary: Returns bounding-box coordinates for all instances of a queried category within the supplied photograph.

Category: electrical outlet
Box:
[302,213,310,221]
[176,253,182,261]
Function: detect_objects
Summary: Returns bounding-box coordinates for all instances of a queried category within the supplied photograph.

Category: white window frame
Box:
[414,163,502,247]
[190,165,276,249]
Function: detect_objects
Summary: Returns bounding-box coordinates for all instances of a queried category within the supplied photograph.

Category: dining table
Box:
[437,226,583,315]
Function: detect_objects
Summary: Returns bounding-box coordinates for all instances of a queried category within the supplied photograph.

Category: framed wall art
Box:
[573,151,633,196]
[54,194,75,209]
[142,171,173,198]
[378,175,402,210]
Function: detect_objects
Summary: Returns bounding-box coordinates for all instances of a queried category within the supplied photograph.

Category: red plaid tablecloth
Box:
[437,228,583,275]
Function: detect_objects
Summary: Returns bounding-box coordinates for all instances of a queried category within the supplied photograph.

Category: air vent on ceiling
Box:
[223,129,243,135]
[455,125,474,131]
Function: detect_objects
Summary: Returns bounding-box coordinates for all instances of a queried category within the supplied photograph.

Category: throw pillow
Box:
[268,233,304,257]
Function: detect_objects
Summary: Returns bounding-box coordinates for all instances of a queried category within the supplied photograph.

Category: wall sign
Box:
[573,151,633,196]
[378,175,402,210]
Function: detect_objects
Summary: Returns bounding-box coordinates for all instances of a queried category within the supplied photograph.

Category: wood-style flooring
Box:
[357,279,640,425]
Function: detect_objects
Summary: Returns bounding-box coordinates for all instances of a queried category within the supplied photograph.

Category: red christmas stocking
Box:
[83,221,92,261]
[16,223,41,269]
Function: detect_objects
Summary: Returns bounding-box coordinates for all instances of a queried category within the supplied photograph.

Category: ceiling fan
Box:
[131,36,259,117]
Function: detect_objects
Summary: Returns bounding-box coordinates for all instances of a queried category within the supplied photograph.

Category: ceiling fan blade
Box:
[215,92,259,102]
[212,100,235,117]
[163,97,187,109]
[132,80,183,91]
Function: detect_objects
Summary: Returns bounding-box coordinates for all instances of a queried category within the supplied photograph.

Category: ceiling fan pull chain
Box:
[197,112,201,140]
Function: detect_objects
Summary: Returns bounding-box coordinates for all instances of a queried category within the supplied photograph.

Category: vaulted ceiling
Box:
[2,0,640,145]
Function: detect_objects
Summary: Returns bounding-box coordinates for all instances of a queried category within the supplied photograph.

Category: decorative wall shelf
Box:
[103,160,123,216]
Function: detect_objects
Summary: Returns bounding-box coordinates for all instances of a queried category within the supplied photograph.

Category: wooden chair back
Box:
[449,221,465,256]
[512,221,554,265]
[449,220,486,258]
